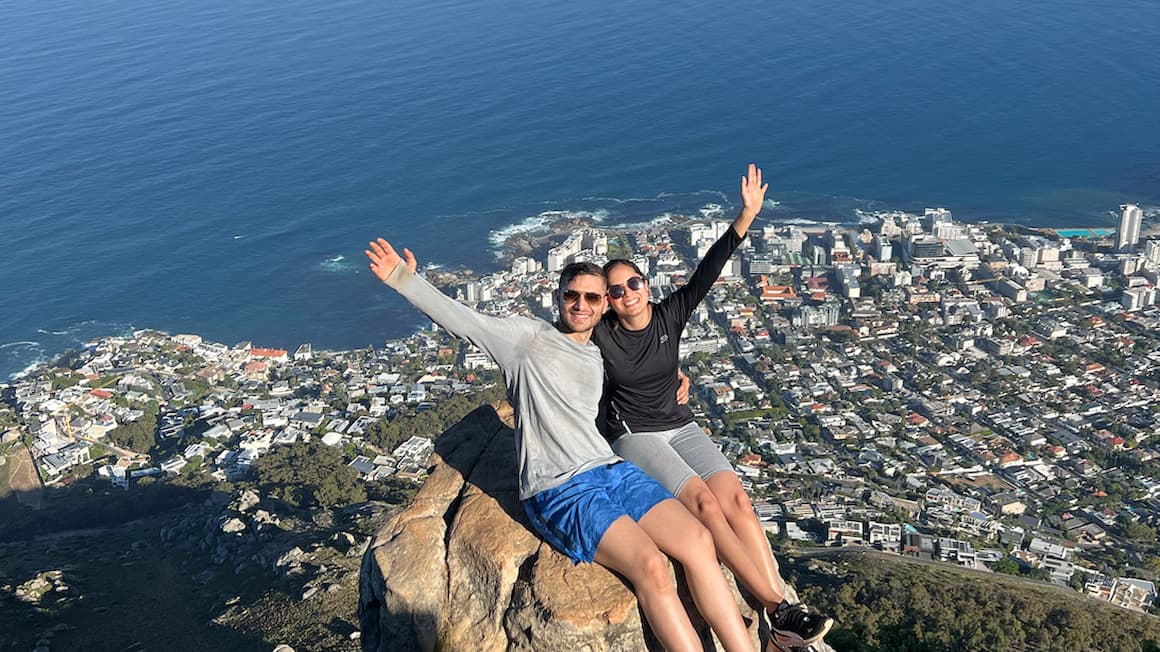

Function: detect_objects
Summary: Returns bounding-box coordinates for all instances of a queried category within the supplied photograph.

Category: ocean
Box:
[2,0,1159,379]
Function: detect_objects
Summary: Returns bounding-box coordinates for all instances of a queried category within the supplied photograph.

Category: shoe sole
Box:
[771,617,834,649]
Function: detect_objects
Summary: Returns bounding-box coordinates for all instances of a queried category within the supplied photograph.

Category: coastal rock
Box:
[220,517,247,534]
[276,547,307,569]
[359,402,832,652]
[329,531,357,552]
[235,489,261,513]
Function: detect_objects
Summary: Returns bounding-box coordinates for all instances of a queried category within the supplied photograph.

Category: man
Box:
[366,238,753,652]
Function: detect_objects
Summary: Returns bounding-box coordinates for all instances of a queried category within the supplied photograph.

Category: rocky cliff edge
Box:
[358,402,830,652]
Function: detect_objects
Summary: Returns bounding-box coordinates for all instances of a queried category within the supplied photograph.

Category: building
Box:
[1146,240,1160,265]
[1087,575,1157,612]
[762,226,806,255]
[836,265,861,299]
[792,301,840,330]
[461,347,497,370]
[932,218,967,241]
[867,521,902,551]
[826,519,865,545]
[907,236,946,261]
[992,279,1028,303]
[1117,203,1143,252]
[902,532,936,560]
[1122,287,1155,312]
[875,237,893,262]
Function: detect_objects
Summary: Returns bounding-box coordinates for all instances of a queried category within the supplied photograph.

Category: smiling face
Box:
[556,272,607,340]
[605,261,650,324]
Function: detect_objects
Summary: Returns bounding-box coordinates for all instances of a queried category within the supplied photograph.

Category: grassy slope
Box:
[1,444,41,500]
[782,549,1160,652]
[0,506,363,652]
[0,452,10,499]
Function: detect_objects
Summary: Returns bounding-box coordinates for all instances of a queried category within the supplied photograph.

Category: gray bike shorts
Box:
[610,421,734,497]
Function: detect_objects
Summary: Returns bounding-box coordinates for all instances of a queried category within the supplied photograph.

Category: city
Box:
[3,203,1159,614]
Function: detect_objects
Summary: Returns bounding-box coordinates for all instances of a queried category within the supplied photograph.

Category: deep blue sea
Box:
[2,0,1159,379]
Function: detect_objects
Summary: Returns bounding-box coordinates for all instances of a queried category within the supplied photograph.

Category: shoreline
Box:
[5,209,1156,385]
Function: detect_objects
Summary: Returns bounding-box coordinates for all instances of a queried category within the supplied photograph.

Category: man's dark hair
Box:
[602,258,644,277]
[559,261,606,289]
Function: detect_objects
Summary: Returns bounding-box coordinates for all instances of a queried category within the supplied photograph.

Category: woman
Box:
[592,164,832,651]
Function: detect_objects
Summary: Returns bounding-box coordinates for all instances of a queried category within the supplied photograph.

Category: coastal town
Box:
[3,203,1160,613]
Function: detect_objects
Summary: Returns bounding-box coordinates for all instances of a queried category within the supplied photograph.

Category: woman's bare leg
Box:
[706,472,786,604]
[676,477,783,612]
[594,515,701,652]
[638,499,753,652]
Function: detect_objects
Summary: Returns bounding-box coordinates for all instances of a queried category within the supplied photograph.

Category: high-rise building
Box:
[1146,240,1160,265]
[924,207,953,229]
[875,237,893,262]
[907,235,947,260]
[1117,204,1143,252]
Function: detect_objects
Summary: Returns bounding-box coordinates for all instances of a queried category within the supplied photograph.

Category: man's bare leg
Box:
[594,515,702,652]
[638,499,753,652]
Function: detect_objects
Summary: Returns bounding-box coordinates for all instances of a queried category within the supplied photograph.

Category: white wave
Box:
[2,342,48,381]
[233,234,246,240]
[320,255,356,273]
[658,190,731,201]
[11,357,51,381]
[600,213,681,231]
[579,195,660,204]
[487,209,611,248]
[770,217,825,225]
[3,321,137,381]
[698,203,725,219]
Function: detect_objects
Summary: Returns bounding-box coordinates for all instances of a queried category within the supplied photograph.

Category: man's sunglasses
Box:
[562,290,605,306]
[607,276,645,299]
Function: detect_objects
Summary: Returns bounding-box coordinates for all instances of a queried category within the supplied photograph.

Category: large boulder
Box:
[359,402,831,651]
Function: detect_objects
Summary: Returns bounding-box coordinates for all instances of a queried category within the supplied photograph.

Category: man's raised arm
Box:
[365,237,535,369]
[366,238,418,281]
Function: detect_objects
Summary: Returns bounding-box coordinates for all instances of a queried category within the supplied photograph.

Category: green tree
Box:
[107,403,159,454]
[991,557,1020,575]
[1117,516,1157,543]
[254,442,365,509]
[366,477,420,505]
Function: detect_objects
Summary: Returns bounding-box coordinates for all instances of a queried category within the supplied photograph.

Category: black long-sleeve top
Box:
[593,228,745,440]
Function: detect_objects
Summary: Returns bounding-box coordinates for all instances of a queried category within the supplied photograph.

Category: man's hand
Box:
[676,368,691,405]
[366,238,418,282]
[740,163,768,217]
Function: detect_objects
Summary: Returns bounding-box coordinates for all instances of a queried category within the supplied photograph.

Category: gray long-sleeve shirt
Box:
[384,263,620,499]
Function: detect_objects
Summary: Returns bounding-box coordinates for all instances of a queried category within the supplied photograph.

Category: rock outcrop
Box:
[360,403,833,652]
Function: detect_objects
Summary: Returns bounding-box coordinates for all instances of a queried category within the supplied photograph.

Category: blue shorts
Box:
[522,461,673,564]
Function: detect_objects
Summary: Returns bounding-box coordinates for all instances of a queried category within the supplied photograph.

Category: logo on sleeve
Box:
[660,334,669,344]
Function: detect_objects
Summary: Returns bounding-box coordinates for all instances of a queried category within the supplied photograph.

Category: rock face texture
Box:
[359,403,831,652]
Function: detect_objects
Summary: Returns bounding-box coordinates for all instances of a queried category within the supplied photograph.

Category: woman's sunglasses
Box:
[607,276,645,299]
